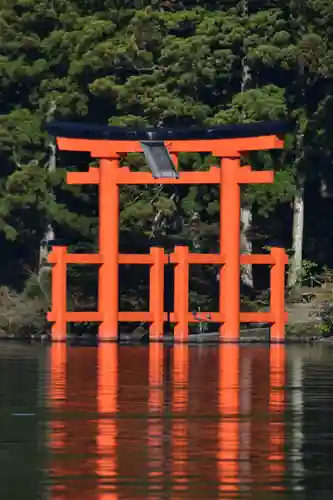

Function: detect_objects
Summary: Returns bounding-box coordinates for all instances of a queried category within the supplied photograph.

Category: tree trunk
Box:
[240,0,254,289]
[287,0,307,290]
[38,101,57,308]
[39,101,57,274]
[240,205,254,288]
[288,175,305,289]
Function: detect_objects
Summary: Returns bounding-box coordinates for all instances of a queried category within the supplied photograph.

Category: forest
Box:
[1,0,333,337]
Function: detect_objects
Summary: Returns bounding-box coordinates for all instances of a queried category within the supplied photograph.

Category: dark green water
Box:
[0,343,333,499]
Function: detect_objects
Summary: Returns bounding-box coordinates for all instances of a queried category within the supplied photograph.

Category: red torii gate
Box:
[46,121,289,342]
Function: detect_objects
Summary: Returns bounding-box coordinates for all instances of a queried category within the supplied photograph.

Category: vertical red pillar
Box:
[149,247,165,341]
[98,158,119,341]
[270,247,287,342]
[220,158,241,341]
[173,246,189,342]
[51,246,67,341]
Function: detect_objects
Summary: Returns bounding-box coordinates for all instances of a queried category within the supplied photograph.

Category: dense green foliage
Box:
[1,0,333,333]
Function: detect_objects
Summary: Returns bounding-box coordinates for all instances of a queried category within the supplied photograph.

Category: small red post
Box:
[270,247,287,342]
[149,247,165,341]
[173,246,189,342]
[50,246,67,341]
[98,157,119,341]
[220,158,241,341]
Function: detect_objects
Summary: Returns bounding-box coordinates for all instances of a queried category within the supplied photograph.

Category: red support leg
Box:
[220,158,241,341]
[98,158,119,341]
[51,246,67,341]
[149,247,165,341]
[173,246,189,342]
[270,247,287,342]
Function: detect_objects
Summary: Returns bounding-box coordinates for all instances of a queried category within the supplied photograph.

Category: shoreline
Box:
[0,325,331,345]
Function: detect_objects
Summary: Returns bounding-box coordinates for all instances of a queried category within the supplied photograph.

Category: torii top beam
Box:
[46,120,292,157]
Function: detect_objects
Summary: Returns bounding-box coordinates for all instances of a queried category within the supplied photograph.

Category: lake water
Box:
[0,342,333,499]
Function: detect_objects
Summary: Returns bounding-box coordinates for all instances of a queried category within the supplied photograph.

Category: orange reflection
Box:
[269,345,286,491]
[250,347,271,492]
[66,348,99,500]
[238,347,252,493]
[148,344,164,500]
[218,344,239,498]
[117,346,150,498]
[172,345,189,498]
[49,343,67,500]
[97,344,118,500]
[49,347,100,500]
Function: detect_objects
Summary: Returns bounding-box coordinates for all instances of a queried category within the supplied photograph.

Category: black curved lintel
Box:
[45,120,293,142]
